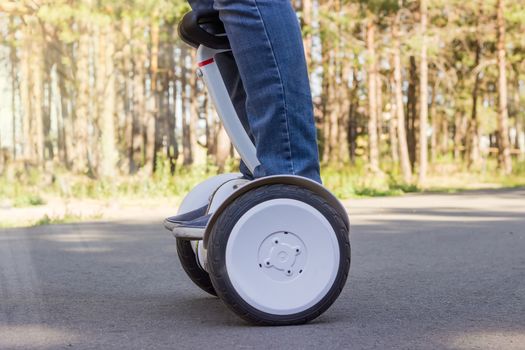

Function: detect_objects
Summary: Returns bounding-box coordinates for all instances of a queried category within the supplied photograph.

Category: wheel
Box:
[176,239,216,296]
[173,173,242,296]
[207,184,350,325]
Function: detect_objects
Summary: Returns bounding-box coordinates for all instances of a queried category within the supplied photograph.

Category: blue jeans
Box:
[188,0,321,183]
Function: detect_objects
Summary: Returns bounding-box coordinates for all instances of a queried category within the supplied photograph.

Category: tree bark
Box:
[56,44,72,168]
[389,74,399,164]
[165,27,178,174]
[392,11,412,183]
[453,112,468,161]
[181,45,193,166]
[131,19,147,173]
[347,67,359,165]
[407,55,418,170]
[430,81,439,162]
[27,21,45,165]
[189,50,199,165]
[366,20,380,173]
[418,0,429,185]
[302,0,313,68]
[74,28,91,174]
[144,21,159,175]
[467,41,482,169]
[98,24,118,178]
[20,24,32,162]
[9,16,17,160]
[376,70,383,146]
[496,0,512,174]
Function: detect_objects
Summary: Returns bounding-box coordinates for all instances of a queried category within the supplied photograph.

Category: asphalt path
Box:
[1,188,524,349]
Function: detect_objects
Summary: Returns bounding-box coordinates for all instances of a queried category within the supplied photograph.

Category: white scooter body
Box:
[172,17,350,325]
[176,172,249,269]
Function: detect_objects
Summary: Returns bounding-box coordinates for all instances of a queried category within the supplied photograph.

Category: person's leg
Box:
[187,0,254,179]
[167,0,320,231]
[214,53,255,180]
[214,0,321,183]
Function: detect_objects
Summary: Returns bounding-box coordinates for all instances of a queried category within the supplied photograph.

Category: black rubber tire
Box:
[207,184,350,326]
[176,238,217,296]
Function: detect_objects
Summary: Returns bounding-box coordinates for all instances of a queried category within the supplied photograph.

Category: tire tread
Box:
[207,184,350,326]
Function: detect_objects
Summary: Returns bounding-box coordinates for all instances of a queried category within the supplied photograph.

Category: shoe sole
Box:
[163,219,179,231]
[171,225,206,240]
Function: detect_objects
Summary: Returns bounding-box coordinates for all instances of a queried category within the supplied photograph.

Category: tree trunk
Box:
[376,70,383,147]
[165,28,178,174]
[453,112,468,161]
[407,55,418,170]
[189,50,200,165]
[215,125,230,173]
[517,118,525,161]
[98,24,118,178]
[320,36,331,164]
[20,25,31,162]
[328,54,339,164]
[418,0,429,185]
[43,52,54,161]
[56,46,72,168]
[9,16,17,160]
[366,20,380,173]
[337,59,351,163]
[74,29,91,174]
[347,67,359,165]
[496,0,512,174]
[393,11,412,183]
[302,0,313,68]
[467,41,482,169]
[181,46,193,166]
[389,75,399,164]
[144,22,159,175]
[430,82,438,162]
[33,43,45,165]
[440,116,449,156]
[28,22,45,166]
[131,20,147,173]
[120,19,133,173]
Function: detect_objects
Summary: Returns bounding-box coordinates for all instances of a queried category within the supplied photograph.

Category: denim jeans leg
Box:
[213,0,321,183]
[215,53,256,180]
[188,0,321,183]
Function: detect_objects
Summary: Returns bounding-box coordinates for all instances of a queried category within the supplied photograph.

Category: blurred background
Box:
[0,0,524,227]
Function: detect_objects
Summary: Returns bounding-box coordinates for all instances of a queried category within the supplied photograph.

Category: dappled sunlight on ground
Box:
[343,187,525,226]
[447,331,525,350]
[40,231,127,243]
[62,246,114,253]
[0,325,77,349]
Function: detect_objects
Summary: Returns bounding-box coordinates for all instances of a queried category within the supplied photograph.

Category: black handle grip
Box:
[178,11,230,50]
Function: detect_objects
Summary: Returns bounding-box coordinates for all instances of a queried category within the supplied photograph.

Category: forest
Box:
[0,0,524,201]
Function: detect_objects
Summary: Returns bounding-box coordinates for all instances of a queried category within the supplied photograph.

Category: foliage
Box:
[0,0,524,222]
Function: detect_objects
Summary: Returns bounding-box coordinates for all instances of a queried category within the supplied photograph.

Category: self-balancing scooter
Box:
[168,10,351,326]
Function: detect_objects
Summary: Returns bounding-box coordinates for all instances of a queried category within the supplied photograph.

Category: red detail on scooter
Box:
[198,58,215,67]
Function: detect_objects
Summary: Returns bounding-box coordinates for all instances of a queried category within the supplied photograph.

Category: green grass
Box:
[12,194,46,207]
[32,212,103,226]
[1,157,524,210]
[0,169,47,207]
[0,213,104,228]
[321,157,525,199]
[1,158,523,229]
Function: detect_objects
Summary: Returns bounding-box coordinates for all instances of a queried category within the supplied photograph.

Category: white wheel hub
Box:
[259,231,306,279]
[225,198,340,315]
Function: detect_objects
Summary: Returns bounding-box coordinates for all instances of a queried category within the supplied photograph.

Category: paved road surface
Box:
[1,188,524,349]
